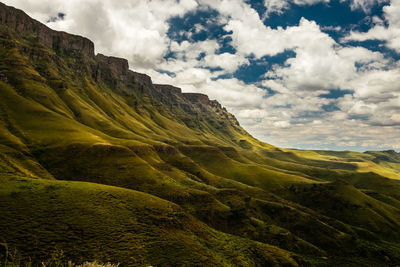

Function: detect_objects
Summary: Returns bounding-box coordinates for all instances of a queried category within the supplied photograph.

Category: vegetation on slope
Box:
[0,175,299,266]
[0,2,400,266]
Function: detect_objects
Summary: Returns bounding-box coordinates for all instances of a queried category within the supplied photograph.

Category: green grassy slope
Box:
[0,175,299,266]
[0,2,400,266]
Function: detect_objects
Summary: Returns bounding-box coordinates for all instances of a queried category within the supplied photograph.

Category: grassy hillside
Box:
[0,175,299,266]
[0,2,400,266]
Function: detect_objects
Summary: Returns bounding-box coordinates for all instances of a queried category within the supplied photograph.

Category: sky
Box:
[3,0,400,151]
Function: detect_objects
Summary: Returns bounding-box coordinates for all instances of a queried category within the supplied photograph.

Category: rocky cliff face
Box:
[154,84,182,95]
[96,54,129,77]
[128,71,153,89]
[0,2,94,56]
[0,1,240,128]
[182,93,240,126]
[94,53,154,90]
[95,54,129,87]
[182,93,210,104]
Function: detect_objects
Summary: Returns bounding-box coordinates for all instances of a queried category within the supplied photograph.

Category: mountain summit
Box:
[0,2,400,266]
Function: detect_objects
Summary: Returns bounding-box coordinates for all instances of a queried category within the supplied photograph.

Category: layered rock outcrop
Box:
[95,54,129,87]
[154,84,182,95]
[0,2,94,56]
[182,93,210,105]
[0,2,240,128]
[96,54,129,77]
[128,71,153,89]
[94,54,153,89]
[182,93,240,126]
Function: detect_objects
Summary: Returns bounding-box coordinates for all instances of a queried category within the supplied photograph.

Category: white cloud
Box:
[150,0,400,150]
[344,0,400,52]
[264,0,290,16]
[264,0,330,17]
[346,0,389,13]
[264,0,384,17]
[201,53,249,72]
[268,45,386,92]
[171,40,220,61]
[220,13,342,60]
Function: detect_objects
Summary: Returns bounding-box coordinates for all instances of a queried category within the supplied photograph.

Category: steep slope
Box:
[0,2,400,266]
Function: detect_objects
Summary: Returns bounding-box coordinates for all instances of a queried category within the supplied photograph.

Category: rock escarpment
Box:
[0,1,240,128]
[182,93,210,104]
[129,71,153,89]
[182,93,240,126]
[154,84,182,95]
[95,54,153,89]
[0,2,94,56]
[96,54,129,77]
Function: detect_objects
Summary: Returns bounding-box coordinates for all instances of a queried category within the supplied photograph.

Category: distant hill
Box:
[0,2,400,266]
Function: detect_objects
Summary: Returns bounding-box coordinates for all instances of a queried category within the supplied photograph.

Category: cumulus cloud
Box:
[346,0,389,13]
[266,43,386,92]
[344,0,400,52]
[264,0,385,17]
[264,0,291,16]
[264,0,332,17]
[201,53,250,72]
[208,1,400,150]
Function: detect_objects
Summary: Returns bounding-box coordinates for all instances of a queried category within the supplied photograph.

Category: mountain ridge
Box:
[0,1,239,129]
[1,2,400,266]
[0,2,94,56]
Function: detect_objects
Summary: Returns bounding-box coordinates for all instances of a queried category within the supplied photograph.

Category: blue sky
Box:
[4,0,400,151]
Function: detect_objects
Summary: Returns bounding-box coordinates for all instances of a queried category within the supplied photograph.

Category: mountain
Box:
[0,2,400,266]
